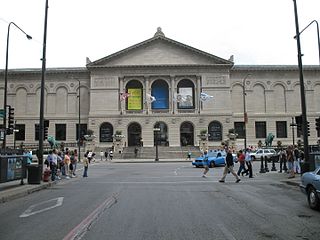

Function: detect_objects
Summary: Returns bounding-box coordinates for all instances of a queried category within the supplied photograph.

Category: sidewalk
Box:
[0,159,301,203]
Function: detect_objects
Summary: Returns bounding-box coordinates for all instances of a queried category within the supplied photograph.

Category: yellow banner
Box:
[128,88,142,110]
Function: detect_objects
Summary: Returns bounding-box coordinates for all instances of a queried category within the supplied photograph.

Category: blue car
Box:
[192,150,235,168]
[300,166,320,210]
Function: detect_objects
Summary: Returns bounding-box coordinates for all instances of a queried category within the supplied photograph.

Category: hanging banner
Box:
[128,88,142,110]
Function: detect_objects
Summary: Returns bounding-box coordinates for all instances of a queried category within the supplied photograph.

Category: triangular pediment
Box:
[87,30,232,68]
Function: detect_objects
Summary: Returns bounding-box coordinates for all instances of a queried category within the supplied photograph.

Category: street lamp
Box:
[292,0,310,172]
[2,22,32,149]
[154,128,160,161]
[294,20,320,65]
[76,79,81,161]
[242,74,251,150]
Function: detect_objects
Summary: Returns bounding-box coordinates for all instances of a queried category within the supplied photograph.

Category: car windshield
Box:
[207,151,225,157]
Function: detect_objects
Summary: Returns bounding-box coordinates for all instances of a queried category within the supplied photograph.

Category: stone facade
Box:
[1,29,319,149]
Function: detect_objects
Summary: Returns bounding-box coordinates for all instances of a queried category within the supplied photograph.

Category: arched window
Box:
[177,79,195,109]
[208,121,222,141]
[151,80,169,109]
[100,122,113,142]
[126,80,143,110]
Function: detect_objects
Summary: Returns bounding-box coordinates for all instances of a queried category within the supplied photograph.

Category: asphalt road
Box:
[0,162,319,240]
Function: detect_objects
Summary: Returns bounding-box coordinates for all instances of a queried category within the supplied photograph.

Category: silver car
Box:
[300,166,320,210]
[250,148,278,161]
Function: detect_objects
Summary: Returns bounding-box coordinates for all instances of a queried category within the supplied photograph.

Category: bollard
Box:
[271,156,277,171]
[264,157,269,172]
[260,156,266,173]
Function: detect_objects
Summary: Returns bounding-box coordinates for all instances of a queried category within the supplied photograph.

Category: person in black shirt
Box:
[219,149,241,183]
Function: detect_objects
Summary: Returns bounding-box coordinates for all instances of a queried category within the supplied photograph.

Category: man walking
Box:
[219,149,241,183]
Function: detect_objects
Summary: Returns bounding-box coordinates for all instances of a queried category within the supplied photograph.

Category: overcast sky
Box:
[1,0,320,69]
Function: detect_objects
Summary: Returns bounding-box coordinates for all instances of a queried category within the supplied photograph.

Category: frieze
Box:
[92,76,118,88]
[205,76,227,86]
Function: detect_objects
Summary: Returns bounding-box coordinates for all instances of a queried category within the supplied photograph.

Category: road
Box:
[0,162,319,240]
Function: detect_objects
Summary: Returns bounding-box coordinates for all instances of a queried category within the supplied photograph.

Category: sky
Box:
[0,0,320,69]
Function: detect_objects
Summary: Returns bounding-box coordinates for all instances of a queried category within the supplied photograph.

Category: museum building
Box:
[1,28,320,150]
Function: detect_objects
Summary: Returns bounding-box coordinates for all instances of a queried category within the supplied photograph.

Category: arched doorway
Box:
[99,122,113,142]
[180,122,194,146]
[208,121,222,141]
[154,122,168,146]
[128,122,142,146]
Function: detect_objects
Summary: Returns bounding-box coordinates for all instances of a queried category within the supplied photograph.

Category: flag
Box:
[200,92,213,102]
[146,93,156,103]
[120,92,130,101]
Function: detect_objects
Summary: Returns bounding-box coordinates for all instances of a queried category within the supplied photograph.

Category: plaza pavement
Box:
[0,159,302,203]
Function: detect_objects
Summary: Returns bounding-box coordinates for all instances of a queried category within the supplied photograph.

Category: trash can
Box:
[27,165,41,184]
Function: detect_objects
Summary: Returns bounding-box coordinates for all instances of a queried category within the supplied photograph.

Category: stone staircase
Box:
[120,146,201,159]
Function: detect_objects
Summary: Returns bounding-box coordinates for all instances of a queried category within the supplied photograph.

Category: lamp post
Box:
[2,22,32,149]
[242,74,251,150]
[293,0,310,172]
[294,20,320,65]
[76,79,81,161]
[38,0,49,170]
[154,128,160,161]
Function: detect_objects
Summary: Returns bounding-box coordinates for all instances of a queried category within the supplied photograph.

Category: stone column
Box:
[171,76,175,114]
[145,76,150,114]
[196,75,201,114]
[119,77,124,114]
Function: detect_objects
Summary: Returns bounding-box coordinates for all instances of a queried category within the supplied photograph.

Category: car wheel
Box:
[307,187,320,210]
[210,161,215,168]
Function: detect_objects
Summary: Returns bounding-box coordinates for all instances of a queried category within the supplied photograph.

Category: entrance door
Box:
[128,123,142,146]
[180,122,194,146]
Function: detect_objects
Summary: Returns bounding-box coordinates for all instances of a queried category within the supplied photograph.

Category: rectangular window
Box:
[276,121,287,138]
[15,124,25,141]
[234,122,245,139]
[55,124,66,141]
[255,121,267,138]
[76,124,87,141]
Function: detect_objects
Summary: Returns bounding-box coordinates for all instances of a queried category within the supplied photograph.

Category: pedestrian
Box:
[105,150,109,160]
[70,150,77,177]
[186,151,192,161]
[242,149,253,178]
[50,149,58,181]
[293,145,301,174]
[64,151,71,179]
[109,150,113,160]
[287,145,295,178]
[83,157,89,177]
[134,147,138,158]
[202,150,210,178]
[237,150,247,176]
[219,149,241,183]
[100,150,104,161]
[279,148,287,173]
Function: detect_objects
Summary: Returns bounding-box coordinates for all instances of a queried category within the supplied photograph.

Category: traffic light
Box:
[7,105,15,135]
[295,115,302,132]
[44,119,49,140]
[307,121,310,136]
[316,117,320,131]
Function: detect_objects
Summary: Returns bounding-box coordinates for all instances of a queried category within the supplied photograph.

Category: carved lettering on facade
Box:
[206,76,226,86]
[93,76,118,88]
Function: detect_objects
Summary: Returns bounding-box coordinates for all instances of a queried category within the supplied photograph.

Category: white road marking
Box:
[19,197,64,218]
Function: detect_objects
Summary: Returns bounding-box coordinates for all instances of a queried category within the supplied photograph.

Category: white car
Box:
[250,148,278,161]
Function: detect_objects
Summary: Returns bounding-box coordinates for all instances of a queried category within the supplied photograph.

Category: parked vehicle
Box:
[192,150,236,168]
[250,148,278,161]
[300,166,320,210]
